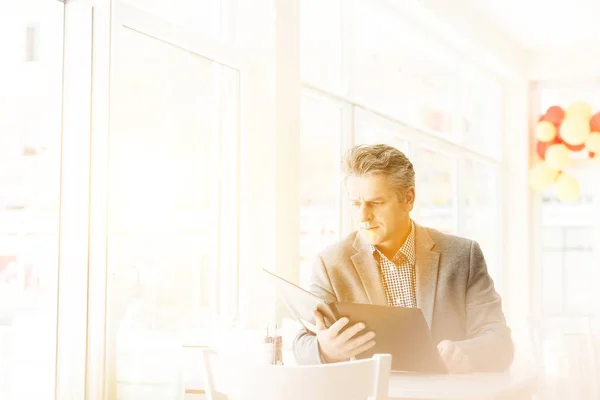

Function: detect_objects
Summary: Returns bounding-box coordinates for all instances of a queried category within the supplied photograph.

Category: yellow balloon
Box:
[585,132,600,153]
[545,144,570,171]
[555,173,580,202]
[560,117,590,145]
[535,121,557,142]
[565,101,592,120]
[528,162,559,191]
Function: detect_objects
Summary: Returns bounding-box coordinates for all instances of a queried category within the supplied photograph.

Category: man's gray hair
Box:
[342,144,415,197]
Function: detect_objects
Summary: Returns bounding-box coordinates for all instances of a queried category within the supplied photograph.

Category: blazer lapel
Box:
[350,234,387,306]
[414,224,440,329]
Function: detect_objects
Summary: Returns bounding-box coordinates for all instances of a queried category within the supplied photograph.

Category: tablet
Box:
[334,302,448,373]
[263,269,448,373]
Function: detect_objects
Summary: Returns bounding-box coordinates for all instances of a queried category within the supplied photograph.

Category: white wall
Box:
[527,48,600,81]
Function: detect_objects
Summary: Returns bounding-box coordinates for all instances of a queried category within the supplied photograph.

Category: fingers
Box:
[347,330,376,350]
[437,341,472,373]
[328,317,350,336]
[349,338,377,357]
[313,310,327,331]
[338,322,366,342]
[315,318,374,363]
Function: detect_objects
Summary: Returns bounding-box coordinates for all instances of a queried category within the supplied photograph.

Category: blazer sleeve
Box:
[454,241,514,372]
[291,255,337,365]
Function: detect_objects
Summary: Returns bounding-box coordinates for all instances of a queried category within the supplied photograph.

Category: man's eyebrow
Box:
[352,196,385,202]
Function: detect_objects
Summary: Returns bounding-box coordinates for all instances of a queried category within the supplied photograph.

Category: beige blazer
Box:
[292,223,514,372]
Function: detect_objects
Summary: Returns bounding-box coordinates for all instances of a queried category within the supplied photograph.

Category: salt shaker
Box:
[264,323,283,365]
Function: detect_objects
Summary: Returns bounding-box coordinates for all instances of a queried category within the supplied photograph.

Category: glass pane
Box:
[539,86,600,114]
[461,160,500,281]
[542,251,564,313]
[542,227,564,249]
[0,1,63,398]
[299,93,342,287]
[564,252,594,314]
[351,0,456,135]
[110,27,237,399]
[565,227,593,250]
[459,69,502,157]
[353,108,406,151]
[300,0,342,92]
[123,0,224,40]
[412,147,456,234]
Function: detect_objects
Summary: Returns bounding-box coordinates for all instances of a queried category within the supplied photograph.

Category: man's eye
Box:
[352,202,361,207]
[372,202,383,206]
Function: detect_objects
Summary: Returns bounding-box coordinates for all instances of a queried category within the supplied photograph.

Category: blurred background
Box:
[0,0,599,399]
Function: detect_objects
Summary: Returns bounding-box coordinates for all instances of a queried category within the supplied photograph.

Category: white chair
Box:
[200,349,392,400]
[529,314,599,400]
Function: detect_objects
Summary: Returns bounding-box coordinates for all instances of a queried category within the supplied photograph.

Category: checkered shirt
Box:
[370,222,417,308]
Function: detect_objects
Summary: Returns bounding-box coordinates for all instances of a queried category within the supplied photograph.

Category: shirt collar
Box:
[370,221,416,265]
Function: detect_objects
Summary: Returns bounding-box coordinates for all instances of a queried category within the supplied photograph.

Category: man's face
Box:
[346,174,415,246]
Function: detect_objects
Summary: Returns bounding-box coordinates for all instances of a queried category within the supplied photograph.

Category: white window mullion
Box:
[86,0,112,398]
[340,104,354,236]
[210,62,223,317]
[455,158,464,237]
[218,65,241,323]
[55,1,93,399]
[339,0,354,97]
[273,0,301,316]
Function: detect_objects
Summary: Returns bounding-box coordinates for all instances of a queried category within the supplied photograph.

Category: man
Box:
[293,144,513,373]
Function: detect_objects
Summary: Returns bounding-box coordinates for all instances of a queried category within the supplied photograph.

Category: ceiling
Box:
[466,0,600,49]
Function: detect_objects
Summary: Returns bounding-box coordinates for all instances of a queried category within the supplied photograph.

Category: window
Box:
[412,147,457,234]
[353,108,407,150]
[298,91,344,287]
[350,0,457,136]
[541,225,595,314]
[459,68,503,157]
[300,0,343,93]
[108,11,240,398]
[535,84,600,316]
[461,159,500,280]
[540,195,598,315]
[122,0,229,41]
[0,0,63,398]
[298,0,505,290]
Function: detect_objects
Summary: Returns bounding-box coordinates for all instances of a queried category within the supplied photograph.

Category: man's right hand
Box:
[311,310,376,363]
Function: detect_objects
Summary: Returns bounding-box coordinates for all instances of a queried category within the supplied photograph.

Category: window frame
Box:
[531,81,600,318]
[60,1,245,398]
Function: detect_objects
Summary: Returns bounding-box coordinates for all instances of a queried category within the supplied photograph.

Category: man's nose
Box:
[359,204,371,222]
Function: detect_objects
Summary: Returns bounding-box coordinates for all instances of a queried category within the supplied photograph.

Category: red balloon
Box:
[590,112,600,132]
[536,136,562,159]
[564,142,586,151]
[541,106,565,126]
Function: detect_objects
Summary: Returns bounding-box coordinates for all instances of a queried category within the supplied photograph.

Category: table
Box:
[182,328,539,400]
[388,371,538,399]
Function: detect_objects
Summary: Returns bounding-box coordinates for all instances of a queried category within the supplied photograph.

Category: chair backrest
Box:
[528,314,599,399]
[201,349,392,400]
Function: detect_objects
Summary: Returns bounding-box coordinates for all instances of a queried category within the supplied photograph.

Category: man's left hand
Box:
[437,340,472,373]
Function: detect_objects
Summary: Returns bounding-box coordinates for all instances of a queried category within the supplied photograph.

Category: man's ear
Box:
[404,187,416,207]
